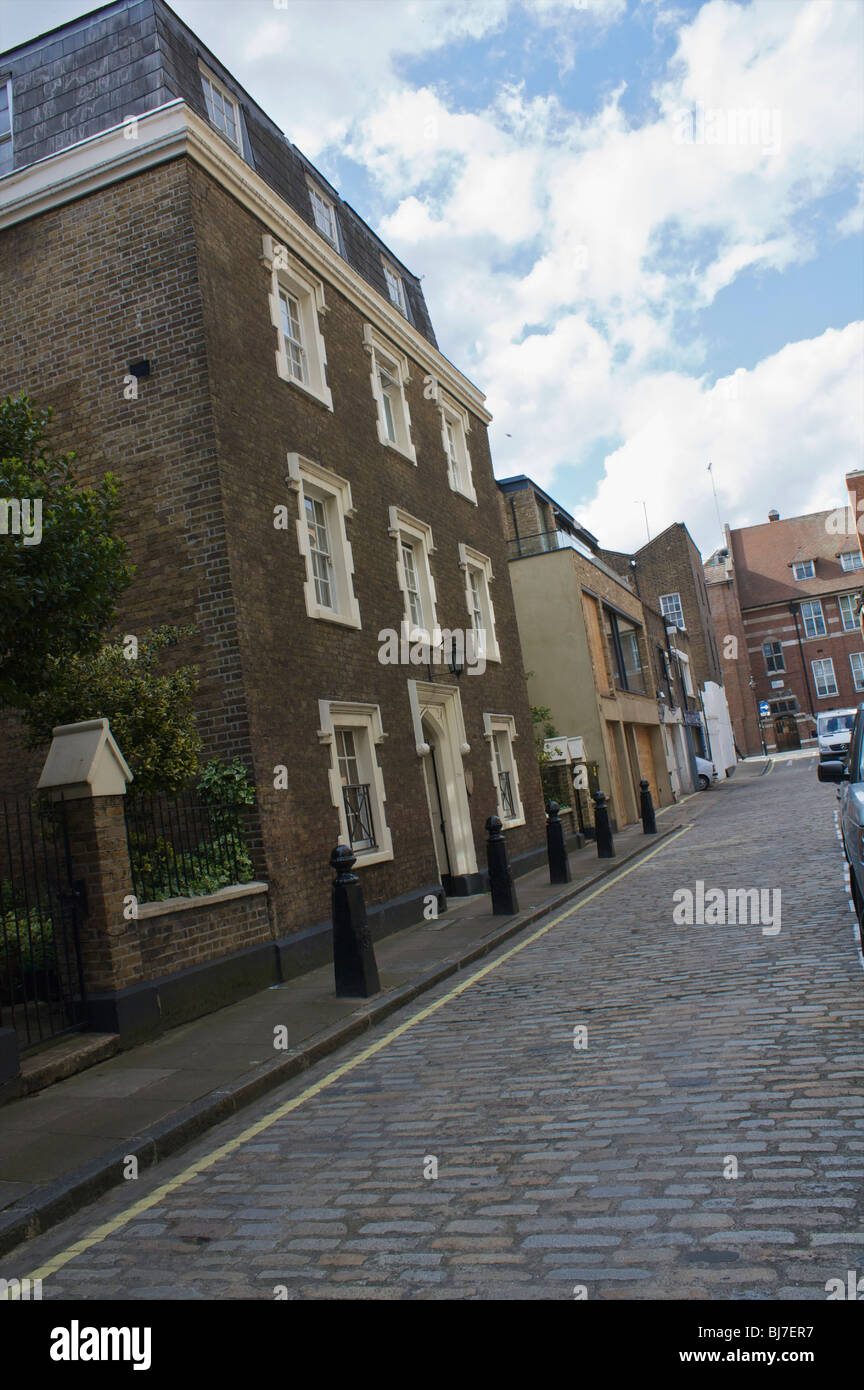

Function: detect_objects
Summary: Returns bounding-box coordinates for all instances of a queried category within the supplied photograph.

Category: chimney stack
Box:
[768,508,780,522]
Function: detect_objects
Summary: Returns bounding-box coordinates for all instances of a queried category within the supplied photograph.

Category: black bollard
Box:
[592,789,616,858]
[486,814,520,914]
[639,778,657,835]
[546,800,571,884]
[331,844,380,997]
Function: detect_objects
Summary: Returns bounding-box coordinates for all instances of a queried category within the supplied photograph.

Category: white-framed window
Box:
[438,393,476,503]
[0,79,13,176]
[308,182,339,247]
[851,653,864,692]
[482,713,524,828]
[364,326,415,462]
[262,235,333,410]
[318,701,393,865]
[792,559,815,581]
[801,599,826,638]
[659,593,685,630]
[200,67,242,153]
[763,640,785,673]
[287,454,361,628]
[382,260,408,316]
[388,507,437,641]
[812,657,837,698]
[841,550,863,572]
[458,543,500,663]
[839,593,859,632]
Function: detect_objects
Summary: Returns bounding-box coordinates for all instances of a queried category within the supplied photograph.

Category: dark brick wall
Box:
[629,525,724,690]
[0,153,545,939]
[138,890,271,978]
[186,160,545,934]
[0,157,252,797]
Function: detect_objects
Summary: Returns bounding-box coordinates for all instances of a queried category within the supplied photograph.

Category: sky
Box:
[2,0,863,556]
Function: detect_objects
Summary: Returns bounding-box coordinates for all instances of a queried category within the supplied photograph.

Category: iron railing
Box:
[124,790,255,903]
[498,770,516,821]
[342,783,377,851]
[0,795,86,1052]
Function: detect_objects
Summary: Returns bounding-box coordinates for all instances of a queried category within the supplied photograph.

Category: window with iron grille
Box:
[336,729,376,851]
[319,701,393,865]
[484,714,524,826]
[763,640,785,673]
[800,599,826,638]
[839,593,859,632]
[811,656,837,698]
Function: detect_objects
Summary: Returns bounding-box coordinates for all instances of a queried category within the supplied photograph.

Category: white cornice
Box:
[0,100,492,424]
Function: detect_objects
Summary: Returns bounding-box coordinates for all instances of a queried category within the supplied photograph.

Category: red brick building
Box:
[0,0,547,990]
[705,507,864,755]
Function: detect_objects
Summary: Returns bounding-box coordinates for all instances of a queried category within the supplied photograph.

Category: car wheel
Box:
[697,774,710,791]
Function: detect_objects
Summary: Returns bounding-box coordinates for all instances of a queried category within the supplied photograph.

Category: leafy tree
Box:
[0,394,133,709]
[21,627,201,794]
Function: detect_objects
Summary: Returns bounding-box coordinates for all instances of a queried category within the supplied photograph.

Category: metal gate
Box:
[0,796,87,1053]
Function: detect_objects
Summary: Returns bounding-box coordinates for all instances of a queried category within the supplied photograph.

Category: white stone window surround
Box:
[438,391,477,504]
[457,543,500,663]
[286,453,361,629]
[262,233,333,410]
[482,712,525,828]
[363,324,416,463]
[388,506,438,641]
[317,699,393,866]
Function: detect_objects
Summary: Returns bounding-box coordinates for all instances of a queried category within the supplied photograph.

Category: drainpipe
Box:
[790,602,816,722]
[508,496,521,557]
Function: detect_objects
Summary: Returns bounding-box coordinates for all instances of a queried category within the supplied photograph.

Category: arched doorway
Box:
[421,715,452,882]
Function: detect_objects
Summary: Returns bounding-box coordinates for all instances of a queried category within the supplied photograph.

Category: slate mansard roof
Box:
[0,0,438,348]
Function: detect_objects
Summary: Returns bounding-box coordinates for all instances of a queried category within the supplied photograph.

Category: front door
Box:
[421,721,451,881]
[774,715,800,751]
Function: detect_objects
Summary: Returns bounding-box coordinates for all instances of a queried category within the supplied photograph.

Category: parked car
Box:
[694,756,718,791]
[818,703,864,942]
[816,708,856,762]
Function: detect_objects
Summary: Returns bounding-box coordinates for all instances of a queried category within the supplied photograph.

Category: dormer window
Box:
[840,550,863,573]
[383,260,408,316]
[792,560,815,581]
[308,183,338,247]
[200,67,242,153]
[0,80,13,176]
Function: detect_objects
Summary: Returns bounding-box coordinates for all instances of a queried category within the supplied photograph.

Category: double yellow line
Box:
[9,823,692,1293]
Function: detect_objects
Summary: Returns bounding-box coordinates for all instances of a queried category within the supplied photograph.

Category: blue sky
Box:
[2,0,862,553]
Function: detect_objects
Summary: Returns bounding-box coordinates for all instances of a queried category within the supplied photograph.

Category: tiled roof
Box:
[731,508,860,609]
[0,0,437,347]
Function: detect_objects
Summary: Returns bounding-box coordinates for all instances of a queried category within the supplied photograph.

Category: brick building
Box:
[498,477,679,828]
[0,0,548,988]
[704,507,864,756]
[600,522,734,772]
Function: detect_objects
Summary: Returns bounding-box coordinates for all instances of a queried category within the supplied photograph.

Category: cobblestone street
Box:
[4,755,864,1301]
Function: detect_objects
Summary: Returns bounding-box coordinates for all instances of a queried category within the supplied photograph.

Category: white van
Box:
[817,708,857,761]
